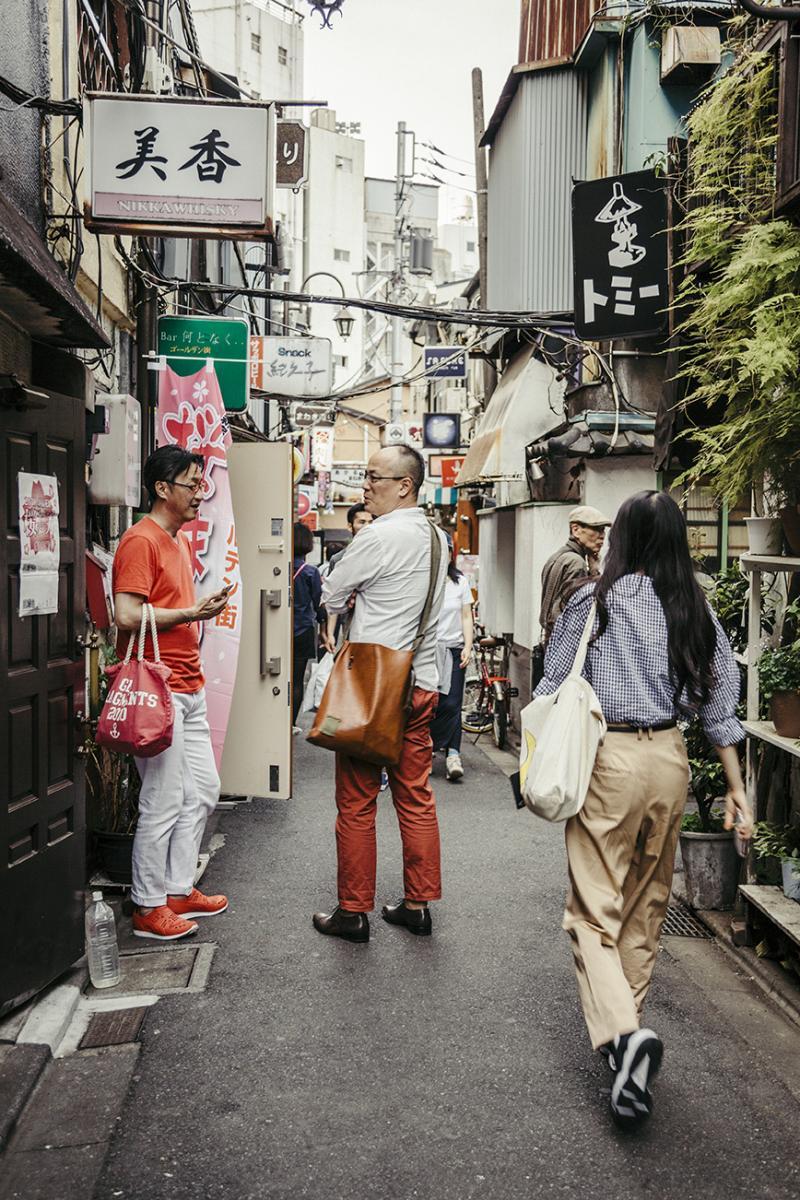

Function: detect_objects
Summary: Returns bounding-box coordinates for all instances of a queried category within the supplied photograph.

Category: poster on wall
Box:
[17,473,60,617]
[157,364,242,769]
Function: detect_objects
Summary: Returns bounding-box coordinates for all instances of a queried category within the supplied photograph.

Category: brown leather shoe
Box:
[381,899,432,936]
[312,906,370,942]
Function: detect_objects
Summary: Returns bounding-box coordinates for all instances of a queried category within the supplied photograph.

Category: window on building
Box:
[251,32,261,53]
[333,355,348,368]
[278,45,288,65]
[775,26,800,211]
[466,240,476,253]
[335,155,353,173]
[333,248,350,262]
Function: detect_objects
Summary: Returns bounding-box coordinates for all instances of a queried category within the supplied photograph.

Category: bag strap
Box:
[567,600,598,680]
[124,604,148,665]
[411,522,443,655]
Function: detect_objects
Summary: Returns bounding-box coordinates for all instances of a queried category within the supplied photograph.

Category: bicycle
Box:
[461,630,518,750]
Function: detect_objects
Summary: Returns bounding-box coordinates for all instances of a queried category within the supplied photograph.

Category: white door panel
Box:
[221,443,293,798]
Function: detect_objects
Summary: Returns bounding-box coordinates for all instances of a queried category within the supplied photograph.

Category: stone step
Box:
[0,1044,140,1200]
[0,1044,50,1154]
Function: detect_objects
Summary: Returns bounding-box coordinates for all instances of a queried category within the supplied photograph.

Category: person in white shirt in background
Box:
[313,444,448,943]
[430,536,474,782]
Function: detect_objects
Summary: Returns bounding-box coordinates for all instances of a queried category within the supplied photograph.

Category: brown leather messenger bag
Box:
[306,522,442,766]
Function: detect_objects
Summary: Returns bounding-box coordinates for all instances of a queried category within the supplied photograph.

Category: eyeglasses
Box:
[362,471,407,484]
[170,479,205,496]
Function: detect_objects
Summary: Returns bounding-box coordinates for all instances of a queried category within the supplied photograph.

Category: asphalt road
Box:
[95,734,800,1200]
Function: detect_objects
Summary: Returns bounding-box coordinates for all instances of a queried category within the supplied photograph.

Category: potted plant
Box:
[679,721,739,910]
[758,601,800,737]
[752,823,800,901]
[86,743,140,885]
[85,639,140,884]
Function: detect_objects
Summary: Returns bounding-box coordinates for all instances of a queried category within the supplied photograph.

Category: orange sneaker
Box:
[166,887,228,919]
[132,905,198,941]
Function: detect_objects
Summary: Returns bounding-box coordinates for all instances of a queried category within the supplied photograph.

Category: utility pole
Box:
[471,68,489,310]
[389,120,408,425]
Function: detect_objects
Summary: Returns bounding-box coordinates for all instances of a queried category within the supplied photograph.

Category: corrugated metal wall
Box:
[518,0,601,64]
[486,68,587,314]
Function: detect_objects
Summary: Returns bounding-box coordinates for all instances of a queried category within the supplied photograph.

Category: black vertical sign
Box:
[572,169,668,340]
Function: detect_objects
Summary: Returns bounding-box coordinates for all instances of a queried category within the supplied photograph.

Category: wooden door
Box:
[0,390,86,1014]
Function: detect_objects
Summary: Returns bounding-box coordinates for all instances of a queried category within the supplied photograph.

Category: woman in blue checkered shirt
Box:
[535,489,753,1130]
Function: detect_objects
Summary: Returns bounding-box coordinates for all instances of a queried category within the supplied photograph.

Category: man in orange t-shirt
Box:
[113,445,231,941]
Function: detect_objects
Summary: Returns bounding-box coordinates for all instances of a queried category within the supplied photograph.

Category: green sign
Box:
[157,315,250,412]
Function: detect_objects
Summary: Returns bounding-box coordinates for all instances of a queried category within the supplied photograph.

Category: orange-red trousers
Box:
[334,687,442,912]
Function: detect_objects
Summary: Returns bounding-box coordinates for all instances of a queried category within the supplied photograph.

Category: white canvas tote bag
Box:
[518,601,606,821]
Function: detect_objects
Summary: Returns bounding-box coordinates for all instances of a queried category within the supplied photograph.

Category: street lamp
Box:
[300,271,355,341]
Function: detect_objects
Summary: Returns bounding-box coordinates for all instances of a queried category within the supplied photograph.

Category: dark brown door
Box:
[0,389,86,1013]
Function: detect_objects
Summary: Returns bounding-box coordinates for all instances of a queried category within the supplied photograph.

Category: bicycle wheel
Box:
[462,680,493,733]
[492,701,508,750]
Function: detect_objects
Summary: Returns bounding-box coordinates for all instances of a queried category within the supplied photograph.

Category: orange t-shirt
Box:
[112,516,203,694]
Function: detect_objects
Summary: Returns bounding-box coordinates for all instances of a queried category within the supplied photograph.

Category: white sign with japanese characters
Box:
[250,336,333,398]
[86,95,272,230]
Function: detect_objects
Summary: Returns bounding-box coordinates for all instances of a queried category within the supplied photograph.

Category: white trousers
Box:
[132,689,220,907]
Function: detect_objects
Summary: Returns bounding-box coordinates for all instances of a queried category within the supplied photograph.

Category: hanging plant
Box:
[674,39,800,508]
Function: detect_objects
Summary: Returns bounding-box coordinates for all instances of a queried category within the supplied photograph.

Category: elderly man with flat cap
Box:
[539,505,612,644]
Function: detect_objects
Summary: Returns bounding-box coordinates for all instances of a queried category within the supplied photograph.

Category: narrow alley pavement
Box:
[94,735,800,1200]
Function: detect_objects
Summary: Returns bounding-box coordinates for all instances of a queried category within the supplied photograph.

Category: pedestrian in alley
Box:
[534,490,752,1129]
[313,444,448,942]
[113,446,231,941]
[292,521,323,730]
[320,501,373,653]
[539,505,611,644]
[430,536,474,782]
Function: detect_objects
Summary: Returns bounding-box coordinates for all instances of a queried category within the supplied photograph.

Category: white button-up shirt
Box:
[321,506,448,693]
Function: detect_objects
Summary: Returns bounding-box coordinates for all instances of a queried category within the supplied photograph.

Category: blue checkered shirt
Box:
[535,575,744,746]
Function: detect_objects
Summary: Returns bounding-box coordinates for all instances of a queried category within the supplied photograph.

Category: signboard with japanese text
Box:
[424,346,468,379]
[440,455,466,487]
[289,403,336,429]
[276,120,308,188]
[156,364,242,769]
[250,336,332,398]
[572,169,668,341]
[85,94,274,238]
[17,473,60,617]
[158,315,249,412]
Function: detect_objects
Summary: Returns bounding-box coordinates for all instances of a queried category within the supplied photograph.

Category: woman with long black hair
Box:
[535,491,752,1130]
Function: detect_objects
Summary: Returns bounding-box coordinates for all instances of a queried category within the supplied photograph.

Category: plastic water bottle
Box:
[85,891,121,989]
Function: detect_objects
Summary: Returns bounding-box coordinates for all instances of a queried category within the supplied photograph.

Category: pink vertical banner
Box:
[157,364,242,770]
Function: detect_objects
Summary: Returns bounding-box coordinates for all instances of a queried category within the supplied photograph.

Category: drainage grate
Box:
[80,1006,148,1049]
[662,905,713,939]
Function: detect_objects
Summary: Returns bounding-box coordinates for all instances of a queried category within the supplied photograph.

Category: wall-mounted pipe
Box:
[735,0,800,21]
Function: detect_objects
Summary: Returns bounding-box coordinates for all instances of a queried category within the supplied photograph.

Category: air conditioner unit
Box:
[382,422,406,446]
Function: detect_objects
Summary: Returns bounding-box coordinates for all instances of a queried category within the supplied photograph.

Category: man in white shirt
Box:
[313,445,448,943]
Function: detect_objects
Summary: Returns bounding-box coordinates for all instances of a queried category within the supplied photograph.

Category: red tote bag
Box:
[96,604,174,758]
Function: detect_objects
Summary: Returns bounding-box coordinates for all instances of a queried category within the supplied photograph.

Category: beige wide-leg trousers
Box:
[563,727,690,1049]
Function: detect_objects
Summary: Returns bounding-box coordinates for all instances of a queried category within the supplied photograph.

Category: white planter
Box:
[782,859,800,902]
[745,516,782,556]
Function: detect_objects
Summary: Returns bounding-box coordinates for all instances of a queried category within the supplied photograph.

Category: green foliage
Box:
[758,645,800,702]
[752,822,800,865]
[674,43,800,507]
[681,809,727,834]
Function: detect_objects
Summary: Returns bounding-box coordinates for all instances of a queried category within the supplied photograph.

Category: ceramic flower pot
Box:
[679,829,739,910]
[779,505,800,557]
[781,860,800,902]
[745,516,782,556]
[770,691,800,739]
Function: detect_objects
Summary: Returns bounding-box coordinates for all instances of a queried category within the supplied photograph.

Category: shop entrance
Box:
[0,389,86,1014]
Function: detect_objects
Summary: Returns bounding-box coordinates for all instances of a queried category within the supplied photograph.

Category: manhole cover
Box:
[662,904,713,939]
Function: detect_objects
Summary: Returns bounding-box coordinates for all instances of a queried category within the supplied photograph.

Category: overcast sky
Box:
[303,0,519,222]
